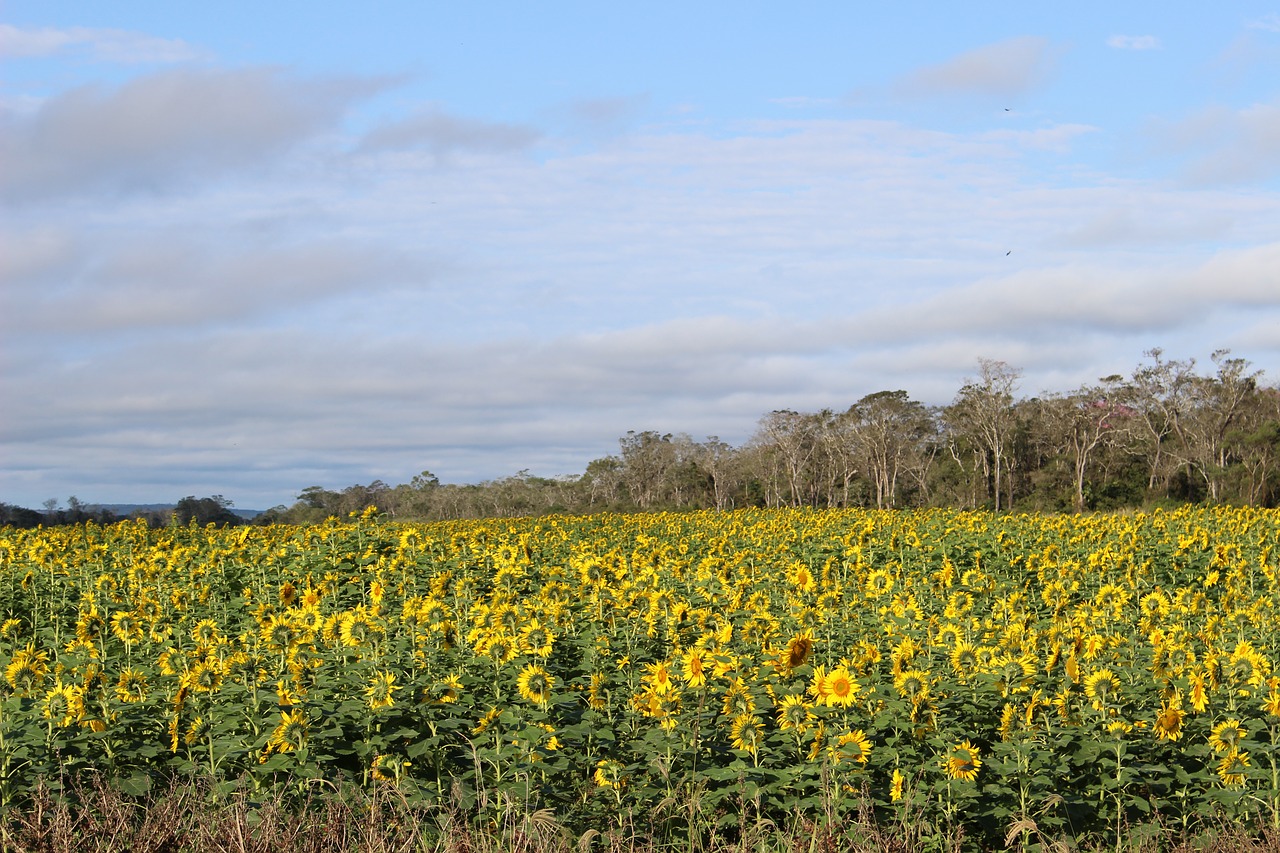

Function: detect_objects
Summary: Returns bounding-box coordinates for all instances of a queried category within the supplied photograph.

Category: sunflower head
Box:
[944,739,982,782]
[517,664,554,705]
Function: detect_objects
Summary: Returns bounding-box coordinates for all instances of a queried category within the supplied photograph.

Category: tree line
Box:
[6,349,1277,528]
[262,348,1280,522]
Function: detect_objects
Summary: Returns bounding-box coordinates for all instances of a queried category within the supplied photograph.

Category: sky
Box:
[3,2,1280,510]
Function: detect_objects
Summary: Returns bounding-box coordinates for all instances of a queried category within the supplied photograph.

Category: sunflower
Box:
[41,680,83,727]
[1263,689,1280,719]
[830,729,872,765]
[268,708,308,754]
[191,619,222,647]
[110,611,143,645]
[185,659,223,694]
[185,715,210,746]
[894,669,929,703]
[993,654,1036,697]
[434,674,463,704]
[1085,669,1121,710]
[721,678,756,717]
[864,570,894,598]
[944,739,982,782]
[1153,694,1184,742]
[729,714,764,756]
[519,621,554,658]
[681,648,708,688]
[261,614,300,652]
[823,666,859,707]
[776,694,813,733]
[517,664,554,705]
[1209,719,1246,755]
[5,643,50,695]
[785,631,815,670]
[643,661,675,695]
[1217,750,1251,787]
[76,611,104,644]
[587,672,608,710]
[950,642,980,680]
[365,670,398,710]
[890,768,906,802]
[1189,672,1210,713]
[114,667,148,703]
[593,758,626,789]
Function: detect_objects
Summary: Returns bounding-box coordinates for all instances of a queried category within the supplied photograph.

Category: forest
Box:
[5,348,1279,528]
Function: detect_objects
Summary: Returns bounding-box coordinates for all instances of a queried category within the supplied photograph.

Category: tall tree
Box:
[846,390,933,509]
[946,359,1022,511]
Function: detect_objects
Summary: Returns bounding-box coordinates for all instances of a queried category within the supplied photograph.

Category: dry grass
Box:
[3,776,1280,853]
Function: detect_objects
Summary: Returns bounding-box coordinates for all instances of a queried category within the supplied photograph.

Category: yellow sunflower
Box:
[824,666,859,707]
[365,670,398,711]
[944,739,982,782]
[1209,719,1246,755]
[268,708,308,754]
[517,664,554,706]
[729,714,764,756]
[1217,750,1251,787]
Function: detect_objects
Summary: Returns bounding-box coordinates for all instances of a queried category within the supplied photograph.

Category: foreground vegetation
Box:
[4,506,1280,850]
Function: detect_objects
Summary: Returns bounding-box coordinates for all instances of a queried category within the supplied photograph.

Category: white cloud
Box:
[893,36,1057,100]
[1152,99,1280,184]
[0,67,391,202]
[1247,13,1280,32]
[1107,35,1162,50]
[0,23,206,63]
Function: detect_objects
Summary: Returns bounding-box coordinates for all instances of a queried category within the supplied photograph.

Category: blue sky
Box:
[3,3,1280,509]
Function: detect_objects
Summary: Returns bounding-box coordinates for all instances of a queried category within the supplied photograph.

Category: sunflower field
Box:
[3,506,1280,849]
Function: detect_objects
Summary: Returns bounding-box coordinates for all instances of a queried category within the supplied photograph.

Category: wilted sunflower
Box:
[785,631,815,670]
[944,739,982,782]
[517,664,554,705]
